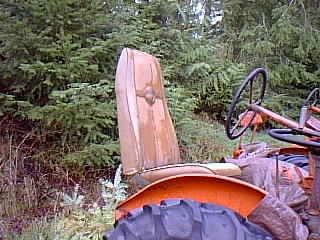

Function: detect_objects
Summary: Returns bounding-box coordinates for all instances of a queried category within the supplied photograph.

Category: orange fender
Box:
[116,174,267,220]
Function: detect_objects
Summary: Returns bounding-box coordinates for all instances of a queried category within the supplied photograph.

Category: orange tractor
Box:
[103,48,320,240]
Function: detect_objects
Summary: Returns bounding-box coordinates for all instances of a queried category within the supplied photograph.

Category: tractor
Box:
[103,48,320,240]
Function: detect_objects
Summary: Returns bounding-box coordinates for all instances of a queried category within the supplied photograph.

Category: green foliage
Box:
[0,94,18,116]
[18,35,101,97]
[0,0,121,170]
[165,83,281,161]
[221,0,320,117]
[99,164,128,210]
[29,81,115,142]
[2,0,320,170]
[166,82,196,126]
[27,80,119,168]
[0,0,112,102]
[53,165,127,240]
[62,143,119,169]
[60,184,85,210]
[165,82,230,162]
[177,44,248,118]
[1,0,231,170]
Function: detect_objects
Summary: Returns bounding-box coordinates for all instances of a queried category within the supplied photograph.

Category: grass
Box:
[2,171,123,240]
[0,117,116,239]
[178,117,286,163]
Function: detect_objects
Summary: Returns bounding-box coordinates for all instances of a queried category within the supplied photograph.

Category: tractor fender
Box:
[116,174,267,220]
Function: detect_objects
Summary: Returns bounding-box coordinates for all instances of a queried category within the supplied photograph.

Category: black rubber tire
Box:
[104,198,273,240]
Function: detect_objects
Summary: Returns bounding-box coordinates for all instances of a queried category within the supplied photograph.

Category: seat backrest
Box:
[116,48,181,175]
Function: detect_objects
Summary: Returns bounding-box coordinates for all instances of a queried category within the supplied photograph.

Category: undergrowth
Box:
[5,165,127,240]
[165,82,282,162]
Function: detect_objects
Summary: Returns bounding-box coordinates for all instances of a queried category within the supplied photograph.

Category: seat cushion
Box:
[200,162,241,176]
[140,162,241,182]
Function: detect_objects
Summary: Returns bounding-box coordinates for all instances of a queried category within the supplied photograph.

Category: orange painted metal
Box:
[116,174,267,220]
[232,147,244,158]
[247,104,302,129]
[239,111,264,143]
[279,145,309,156]
[309,106,320,114]
[295,166,314,195]
[239,111,263,127]
[247,104,320,137]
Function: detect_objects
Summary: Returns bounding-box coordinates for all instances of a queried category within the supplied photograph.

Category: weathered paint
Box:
[116,174,267,220]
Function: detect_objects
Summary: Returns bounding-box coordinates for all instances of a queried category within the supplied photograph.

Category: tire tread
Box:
[104,198,273,240]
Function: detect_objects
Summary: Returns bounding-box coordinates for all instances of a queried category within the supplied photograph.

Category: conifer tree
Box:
[220,0,320,117]
[0,0,120,169]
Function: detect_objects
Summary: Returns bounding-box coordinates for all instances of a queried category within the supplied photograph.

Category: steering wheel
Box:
[268,128,320,149]
[303,88,320,107]
[225,68,267,140]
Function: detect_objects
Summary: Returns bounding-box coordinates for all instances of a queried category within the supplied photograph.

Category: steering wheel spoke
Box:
[249,78,253,104]
[255,98,263,105]
[230,110,249,135]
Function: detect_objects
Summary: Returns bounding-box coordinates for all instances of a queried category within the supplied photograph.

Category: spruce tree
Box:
[0,0,120,169]
[220,0,320,118]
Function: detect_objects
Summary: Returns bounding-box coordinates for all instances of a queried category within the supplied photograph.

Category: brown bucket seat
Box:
[116,48,240,182]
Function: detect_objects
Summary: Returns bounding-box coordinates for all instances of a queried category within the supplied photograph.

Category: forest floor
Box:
[0,116,115,237]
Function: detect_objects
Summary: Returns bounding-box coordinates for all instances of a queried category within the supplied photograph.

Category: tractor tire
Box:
[104,198,273,240]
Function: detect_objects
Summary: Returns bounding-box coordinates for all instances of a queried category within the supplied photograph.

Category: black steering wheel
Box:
[225,68,267,140]
[268,128,320,149]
